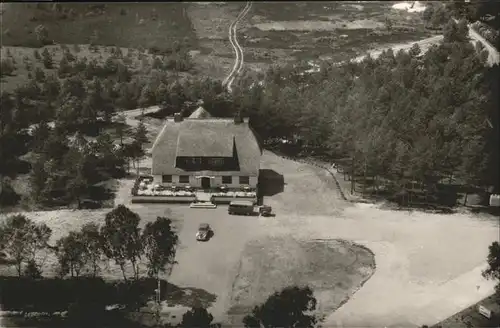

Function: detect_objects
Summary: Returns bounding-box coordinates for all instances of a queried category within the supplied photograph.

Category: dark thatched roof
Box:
[151,118,261,175]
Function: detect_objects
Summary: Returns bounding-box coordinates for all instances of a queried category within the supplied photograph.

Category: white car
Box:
[196,223,211,241]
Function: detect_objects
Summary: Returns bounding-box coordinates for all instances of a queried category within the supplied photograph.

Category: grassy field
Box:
[240,1,435,64]
[227,236,375,325]
[186,1,438,74]
[0,3,197,49]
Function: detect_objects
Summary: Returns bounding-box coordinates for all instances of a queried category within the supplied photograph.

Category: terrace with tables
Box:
[132,176,258,204]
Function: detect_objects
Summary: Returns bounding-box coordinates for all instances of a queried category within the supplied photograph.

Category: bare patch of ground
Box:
[254,19,384,31]
[228,236,375,324]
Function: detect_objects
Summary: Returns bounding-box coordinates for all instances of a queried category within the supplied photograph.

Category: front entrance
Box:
[201,177,211,189]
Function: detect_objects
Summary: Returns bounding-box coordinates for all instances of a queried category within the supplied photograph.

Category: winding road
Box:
[222,2,252,93]
[465,23,500,66]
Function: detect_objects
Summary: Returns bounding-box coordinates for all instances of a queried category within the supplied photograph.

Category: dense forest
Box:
[229,19,499,207]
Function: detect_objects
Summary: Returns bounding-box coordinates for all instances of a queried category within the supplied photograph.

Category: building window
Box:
[239,176,249,185]
[162,175,172,183]
[191,157,201,165]
[179,175,190,183]
[222,176,232,184]
[210,158,224,166]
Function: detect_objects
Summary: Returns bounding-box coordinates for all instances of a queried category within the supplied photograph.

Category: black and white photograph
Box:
[0,1,499,328]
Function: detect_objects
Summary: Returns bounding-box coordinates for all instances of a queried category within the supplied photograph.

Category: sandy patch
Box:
[254,19,384,31]
[346,4,364,11]
[392,1,426,13]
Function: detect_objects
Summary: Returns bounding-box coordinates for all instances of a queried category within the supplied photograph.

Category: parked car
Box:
[258,205,273,217]
[228,200,254,215]
[196,223,212,241]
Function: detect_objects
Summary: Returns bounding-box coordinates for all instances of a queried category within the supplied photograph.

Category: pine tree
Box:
[42,48,53,69]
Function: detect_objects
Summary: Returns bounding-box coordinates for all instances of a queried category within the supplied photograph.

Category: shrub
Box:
[0,59,15,76]
[0,179,21,206]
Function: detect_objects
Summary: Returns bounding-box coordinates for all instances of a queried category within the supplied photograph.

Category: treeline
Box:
[230,19,499,206]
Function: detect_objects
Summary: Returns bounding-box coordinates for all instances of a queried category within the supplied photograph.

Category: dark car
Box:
[196,223,212,241]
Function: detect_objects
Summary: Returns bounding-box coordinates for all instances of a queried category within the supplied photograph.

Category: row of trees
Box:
[1,206,321,328]
[229,19,498,205]
[0,205,177,281]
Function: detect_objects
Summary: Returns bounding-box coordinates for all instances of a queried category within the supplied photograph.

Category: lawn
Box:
[0,3,197,50]
[227,236,375,325]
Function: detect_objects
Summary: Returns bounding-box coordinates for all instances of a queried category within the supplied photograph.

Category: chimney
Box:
[234,113,243,124]
[174,113,183,122]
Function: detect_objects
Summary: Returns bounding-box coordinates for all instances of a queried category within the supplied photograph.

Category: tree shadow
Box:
[0,276,216,327]
[258,169,285,197]
[88,185,115,202]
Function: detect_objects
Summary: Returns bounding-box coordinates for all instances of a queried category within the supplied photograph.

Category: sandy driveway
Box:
[254,151,499,327]
[133,150,498,327]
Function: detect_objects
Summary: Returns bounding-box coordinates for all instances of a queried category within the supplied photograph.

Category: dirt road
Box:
[351,35,444,63]
[222,2,251,92]
[467,24,500,66]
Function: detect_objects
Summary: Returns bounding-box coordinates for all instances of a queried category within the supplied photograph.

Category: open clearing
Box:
[3,150,498,327]
[187,1,437,74]
[238,1,436,65]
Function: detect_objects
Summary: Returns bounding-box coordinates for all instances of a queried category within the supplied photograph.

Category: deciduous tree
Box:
[142,217,178,278]
[0,215,52,276]
[55,231,86,277]
[100,205,143,281]
[80,223,103,277]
